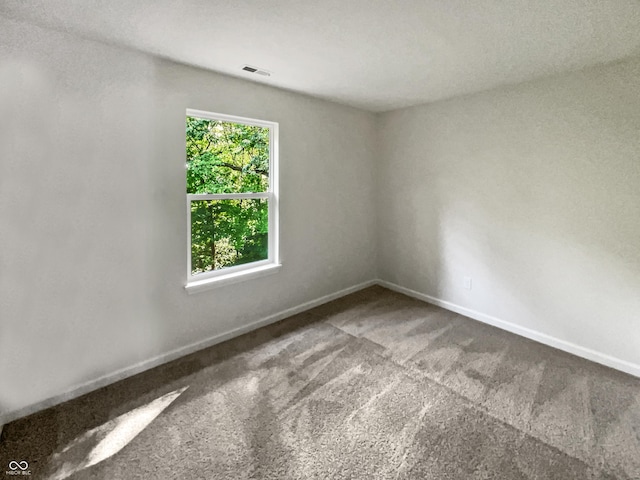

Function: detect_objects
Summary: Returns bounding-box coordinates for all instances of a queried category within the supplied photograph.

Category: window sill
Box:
[185,263,282,294]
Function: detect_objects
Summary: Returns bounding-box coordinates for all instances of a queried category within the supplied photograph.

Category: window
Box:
[185,109,279,292]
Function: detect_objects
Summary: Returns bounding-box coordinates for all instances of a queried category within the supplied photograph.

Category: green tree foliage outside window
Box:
[186,117,270,275]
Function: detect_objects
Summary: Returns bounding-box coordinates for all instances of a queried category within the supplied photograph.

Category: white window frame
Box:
[185,109,280,294]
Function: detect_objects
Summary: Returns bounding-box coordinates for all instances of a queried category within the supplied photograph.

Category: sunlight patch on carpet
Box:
[48,386,188,480]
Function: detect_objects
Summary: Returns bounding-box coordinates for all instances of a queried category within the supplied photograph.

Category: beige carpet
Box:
[1,286,639,479]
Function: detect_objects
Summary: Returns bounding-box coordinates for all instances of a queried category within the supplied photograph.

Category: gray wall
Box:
[0,18,377,418]
[377,57,640,368]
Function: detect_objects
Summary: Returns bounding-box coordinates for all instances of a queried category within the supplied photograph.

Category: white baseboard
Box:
[377,279,640,379]
[5,277,638,425]
[0,279,376,425]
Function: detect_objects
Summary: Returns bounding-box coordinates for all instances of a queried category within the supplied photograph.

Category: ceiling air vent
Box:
[242,65,271,77]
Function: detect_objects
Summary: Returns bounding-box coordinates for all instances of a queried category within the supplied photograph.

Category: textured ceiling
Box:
[2,0,640,111]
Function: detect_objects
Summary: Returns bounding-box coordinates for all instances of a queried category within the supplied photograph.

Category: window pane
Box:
[190,199,268,275]
[186,117,269,194]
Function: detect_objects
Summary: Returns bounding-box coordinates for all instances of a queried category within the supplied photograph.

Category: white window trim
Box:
[185,109,280,293]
